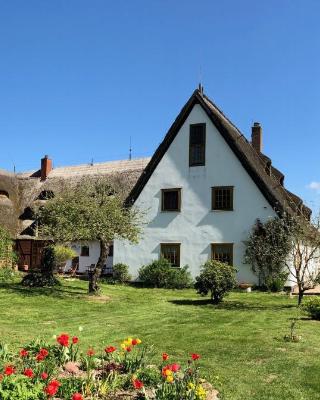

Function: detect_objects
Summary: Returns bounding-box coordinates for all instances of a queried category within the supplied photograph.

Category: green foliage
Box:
[195,260,237,304]
[0,377,44,400]
[265,272,289,292]
[138,259,193,289]
[301,297,320,320]
[41,246,56,275]
[112,263,131,283]
[21,272,60,287]
[0,226,17,268]
[52,245,77,264]
[244,217,292,286]
[0,268,20,283]
[38,178,142,245]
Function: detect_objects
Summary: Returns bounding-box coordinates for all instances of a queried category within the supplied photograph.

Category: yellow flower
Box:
[166,375,174,383]
[195,385,206,400]
[188,382,195,390]
[120,343,126,350]
[165,369,173,376]
[136,338,142,344]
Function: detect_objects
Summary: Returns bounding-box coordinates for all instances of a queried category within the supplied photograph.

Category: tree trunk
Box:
[297,286,304,305]
[88,240,109,294]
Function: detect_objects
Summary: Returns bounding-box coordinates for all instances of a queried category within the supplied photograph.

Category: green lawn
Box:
[0,279,319,399]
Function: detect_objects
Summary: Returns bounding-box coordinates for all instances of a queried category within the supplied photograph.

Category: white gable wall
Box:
[114,104,277,284]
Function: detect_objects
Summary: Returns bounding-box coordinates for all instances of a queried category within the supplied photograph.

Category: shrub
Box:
[0,268,20,283]
[112,263,131,283]
[138,259,193,289]
[21,272,61,287]
[0,226,17,268]
[52,245,77,264]
[195,260,237,304]
[265,272,288,292]
[301,297,320,320]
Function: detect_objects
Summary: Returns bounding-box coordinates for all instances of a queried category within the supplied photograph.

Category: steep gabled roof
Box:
[126,88,311,219]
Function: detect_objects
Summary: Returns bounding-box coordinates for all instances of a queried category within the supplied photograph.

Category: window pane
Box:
[211,244,233,265]
[81,246,90,257]
[162,189,180,211]
[160,244,180,267]
[190,124,206,166]
[212,187,233,210]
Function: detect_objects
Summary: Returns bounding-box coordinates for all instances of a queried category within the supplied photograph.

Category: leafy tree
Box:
[245,214,320,304]
[0,225,16,268]
[244,217,292,290]
[195,260,237,304]
[38,178,142,293]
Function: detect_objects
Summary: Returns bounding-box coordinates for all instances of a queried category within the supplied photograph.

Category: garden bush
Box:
[138,259,193,289]
[195,260,237,304]
[301,297,320,320]
[112,263,131,283]
[0,332,213,399]
[265,272,288,292]
[0,267,20,283]
[21,272,60,288]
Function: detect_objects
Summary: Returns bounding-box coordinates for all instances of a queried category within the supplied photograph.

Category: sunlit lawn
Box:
[0,279,319,399]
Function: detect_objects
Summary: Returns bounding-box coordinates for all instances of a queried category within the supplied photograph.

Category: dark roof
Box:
[127,88,311,219]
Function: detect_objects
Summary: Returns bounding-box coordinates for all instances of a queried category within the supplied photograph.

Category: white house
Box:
[113,87,310,284]
[0,87,310,283]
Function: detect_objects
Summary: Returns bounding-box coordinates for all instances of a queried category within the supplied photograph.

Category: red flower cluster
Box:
[57,333,69,347]
[72,393,83,400]
[72,336,79,344]
[161,363,180,376]
[44,379,61,397]
[4,365,15,376]
[41,372,48,380]
[87,348,95,357]
[23,368,34,378]
[162,352,169,361]
[191,353,201,360]
[105,346,117,353]
[19,349,28,358]
[36,348,49,362]
[132,378,144,389]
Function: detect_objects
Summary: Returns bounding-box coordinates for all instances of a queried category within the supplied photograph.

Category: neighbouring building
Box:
[0,87,310,284]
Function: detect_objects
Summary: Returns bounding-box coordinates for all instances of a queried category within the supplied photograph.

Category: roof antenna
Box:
[129,136,132,161]
[198,65,204,95]
[90,158,94,166]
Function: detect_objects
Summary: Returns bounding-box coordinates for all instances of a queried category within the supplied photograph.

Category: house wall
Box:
[114,104,277,283]
[65,241,113,274]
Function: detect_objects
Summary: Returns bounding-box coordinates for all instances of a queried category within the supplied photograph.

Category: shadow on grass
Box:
[169,298,297,310]
[0,282,87,299]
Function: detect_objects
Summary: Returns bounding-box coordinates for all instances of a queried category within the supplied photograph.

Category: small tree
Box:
[0,225,16,268]
[195,260,237,304]
[38,178,142,293]
[285,213,320,305]
[244,217,292,290]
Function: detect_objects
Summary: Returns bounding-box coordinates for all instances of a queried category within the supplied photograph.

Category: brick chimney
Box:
[251,122,262,152]
[41,155,52,181]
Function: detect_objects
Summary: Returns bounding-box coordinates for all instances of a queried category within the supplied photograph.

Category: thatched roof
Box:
[0,158,150,238]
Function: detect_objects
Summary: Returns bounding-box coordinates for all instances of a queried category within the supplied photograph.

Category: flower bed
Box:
[0,332,218,400]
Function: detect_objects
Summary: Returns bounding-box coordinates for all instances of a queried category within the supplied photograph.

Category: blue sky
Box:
[0,0,319,210]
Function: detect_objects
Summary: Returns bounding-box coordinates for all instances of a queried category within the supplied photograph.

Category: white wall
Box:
[114,104,277,284]
[65,241,113,274]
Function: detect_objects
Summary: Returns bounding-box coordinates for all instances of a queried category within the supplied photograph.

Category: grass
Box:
[0,279,320,399]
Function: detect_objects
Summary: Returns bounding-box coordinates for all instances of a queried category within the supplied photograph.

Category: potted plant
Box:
[52,245,77,274]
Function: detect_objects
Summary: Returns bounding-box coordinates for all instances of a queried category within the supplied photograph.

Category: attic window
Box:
[0,190,9,199]
[212,187,234,211]
[38,190,55,200]
[189,124,206,166]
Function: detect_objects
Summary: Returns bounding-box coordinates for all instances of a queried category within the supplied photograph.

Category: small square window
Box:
[211,243,233,265]
[212,186,234,211]
[160,243,180,267]
[80,245,90,257]
[189,124,206,166]
[161,189,181,211]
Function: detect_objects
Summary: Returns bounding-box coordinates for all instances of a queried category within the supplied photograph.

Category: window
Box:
[0,190,9,199]
[212,186,233,211]
[161,189,181,211]
[211,243,233,265]
[160,243,180,267]
[108,245,114,257]
[189,123,206,166]
[80,245,90,257]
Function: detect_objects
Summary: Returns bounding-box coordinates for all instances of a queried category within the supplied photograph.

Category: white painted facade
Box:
[113,104,277,284]
[65,241,113,274]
